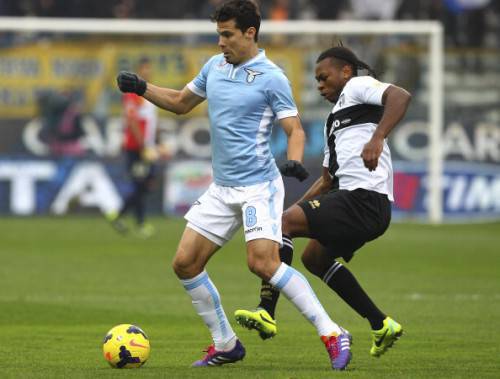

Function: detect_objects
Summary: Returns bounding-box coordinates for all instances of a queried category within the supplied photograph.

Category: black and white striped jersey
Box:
[322,76,394,201]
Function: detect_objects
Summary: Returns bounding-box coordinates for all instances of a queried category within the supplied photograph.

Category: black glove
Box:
[116,71,147,95]
[279,160,309,182]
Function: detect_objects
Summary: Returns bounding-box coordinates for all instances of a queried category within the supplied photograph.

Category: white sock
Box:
[181,270,236,351]
[269,263,342,336]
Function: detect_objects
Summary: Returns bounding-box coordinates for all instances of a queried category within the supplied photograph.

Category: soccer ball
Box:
[102,324,150,368]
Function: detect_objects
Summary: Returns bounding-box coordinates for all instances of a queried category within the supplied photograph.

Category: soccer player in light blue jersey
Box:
[117,0,351,370]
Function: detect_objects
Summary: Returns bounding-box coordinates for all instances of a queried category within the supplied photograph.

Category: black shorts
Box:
[125,150,155,183]
[298,188,391,262]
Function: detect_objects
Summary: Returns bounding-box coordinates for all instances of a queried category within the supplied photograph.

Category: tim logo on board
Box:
[392,162,500,220]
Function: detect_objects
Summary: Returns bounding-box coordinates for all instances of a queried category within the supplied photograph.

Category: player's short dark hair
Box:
[211,0,261,42]
[317,46,377,78]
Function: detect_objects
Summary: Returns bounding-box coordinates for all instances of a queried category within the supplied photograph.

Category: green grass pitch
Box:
[0,217,499,378]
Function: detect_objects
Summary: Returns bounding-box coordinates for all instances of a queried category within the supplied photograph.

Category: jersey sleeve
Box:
[322,123,329,168]
[267,72,298,120]
[187,56,217,98]
[348,76,391,106]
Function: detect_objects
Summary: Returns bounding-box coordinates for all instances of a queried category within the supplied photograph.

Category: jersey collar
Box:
[228,49,265,80]
[234,49,265,68]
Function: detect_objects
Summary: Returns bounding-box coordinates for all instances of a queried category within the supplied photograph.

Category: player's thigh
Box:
[282,204,310,238]
[241,176,284,245]
[297,190,358,244]
[349,189,392,240]
[172,226,220,279]
[184,183,242,246]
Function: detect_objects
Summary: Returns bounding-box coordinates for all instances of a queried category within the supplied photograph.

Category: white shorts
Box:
[184,176,284,247]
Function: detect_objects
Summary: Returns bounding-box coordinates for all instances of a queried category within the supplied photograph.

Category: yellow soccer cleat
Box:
[370,317,403,357]
[106,211,128,235]
[137,223,155,239]
[234,308,277,340]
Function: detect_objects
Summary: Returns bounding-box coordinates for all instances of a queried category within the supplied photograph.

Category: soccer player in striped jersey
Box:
[235,46,411,358]
[117,0,351,371]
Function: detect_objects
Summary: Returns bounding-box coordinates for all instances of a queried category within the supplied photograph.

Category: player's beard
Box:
[224,54,236,65]
[330,87,343,103]
[329,93,340,104]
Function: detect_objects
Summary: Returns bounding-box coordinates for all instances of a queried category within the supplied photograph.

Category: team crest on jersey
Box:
[244,68,263,83]
[308,200,320,209]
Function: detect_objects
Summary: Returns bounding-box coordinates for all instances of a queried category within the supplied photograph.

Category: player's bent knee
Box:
[301,253,312,271]
[247,259,265,278]
[172,250,201,279]
[171,256,187,278]
[301,252,323,277]
[247,257,276,281]
[281,212,292,235]
[247,239,281,280]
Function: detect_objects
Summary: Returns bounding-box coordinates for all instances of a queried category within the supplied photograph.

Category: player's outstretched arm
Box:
[116,71,204,115]
[295,167,332,204]
[143,83,205,115]
[278,116,309,182]
[361,85,411,171]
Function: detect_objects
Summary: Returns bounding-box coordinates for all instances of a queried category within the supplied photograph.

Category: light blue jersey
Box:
[187,50,298,186]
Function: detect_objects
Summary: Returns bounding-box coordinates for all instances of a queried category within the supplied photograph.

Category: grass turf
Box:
[0,217,499,378]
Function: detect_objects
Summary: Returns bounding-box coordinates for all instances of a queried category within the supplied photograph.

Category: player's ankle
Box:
[217,335,237,352]
[368,315,385,330]
[256,304,275,319]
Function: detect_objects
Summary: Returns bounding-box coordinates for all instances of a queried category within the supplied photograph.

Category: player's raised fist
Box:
[279,160,309,182]
[116,71,147,96]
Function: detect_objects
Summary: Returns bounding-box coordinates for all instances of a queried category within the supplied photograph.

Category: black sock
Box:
[257,235,293,319]
[119,181,141,219]
[120,181,147,225]
[119,194,134,218]
[133,189,146,226]
[323,261,386,330]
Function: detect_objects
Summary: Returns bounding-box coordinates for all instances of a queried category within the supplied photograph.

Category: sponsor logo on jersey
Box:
[328,119,341,137]
[244,68,263,83]
[245,226,263,234]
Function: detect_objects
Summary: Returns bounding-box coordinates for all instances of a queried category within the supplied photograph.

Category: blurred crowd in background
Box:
[0,1,498,219]
[0,0,499,49]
